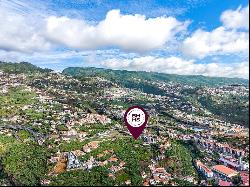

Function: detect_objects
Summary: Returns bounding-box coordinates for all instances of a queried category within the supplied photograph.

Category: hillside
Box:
[63,67,248,89]
[0,62,249,186]
[63,66,249,127]
[0,61,52,74]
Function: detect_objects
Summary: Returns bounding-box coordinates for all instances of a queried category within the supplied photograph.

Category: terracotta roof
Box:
[108,173,114,178]
[88,141,99,148]
[212,165,237,176]
[143,179,149,186]
[109,157,118,162]
[155,167,166,173]
[97,153,104,158]
[79,132,87,135]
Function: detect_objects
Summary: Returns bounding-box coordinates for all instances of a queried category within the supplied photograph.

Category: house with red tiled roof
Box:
[154,167,166,173]
[88,141,99,149]
[150,167,171,185]
[108,156,118,162]
[108,173,115,179]
[212,165,238,179]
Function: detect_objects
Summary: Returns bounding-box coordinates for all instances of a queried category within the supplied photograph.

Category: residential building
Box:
[195,160,213,178]
[212,165,238,179]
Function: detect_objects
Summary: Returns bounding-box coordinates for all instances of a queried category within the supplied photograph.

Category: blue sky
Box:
[0,0,249,78]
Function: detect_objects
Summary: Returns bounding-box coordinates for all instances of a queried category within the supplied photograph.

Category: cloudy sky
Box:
[0,0,249,79]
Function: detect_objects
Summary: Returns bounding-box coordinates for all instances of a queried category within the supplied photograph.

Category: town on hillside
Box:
[0,63,249,186]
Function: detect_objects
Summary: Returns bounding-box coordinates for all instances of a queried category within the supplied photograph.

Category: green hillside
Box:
[63,67,248,89]
[0,61,52,74]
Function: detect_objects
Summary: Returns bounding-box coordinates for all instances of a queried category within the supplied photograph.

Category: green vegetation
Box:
[171,178,195,186]
[77,123,110,137]
[115,170,130,185]
[59,140,91,152]
[213,135,249,149]
[63,67,248,90]
[2,143,48,186]
[0,62,248,186]
[0,61,51,74]
[50,167,114,186]
[0,136,48,186]
[78,138,152,185]
[16,130,33,141]
[100,99,130,109]
[0,87,37,117]
[0,136,17,185]
[57,124,68,131]
[163,140,198,177]
[31,122,51,134]
[78,123,109,131]
[113,138,151,185]
[0,135,17,154]
[21,109,44,121]
[232,174,242,186]
[180,86,249,127]
[52,138,152,185]
[199,95,249,127]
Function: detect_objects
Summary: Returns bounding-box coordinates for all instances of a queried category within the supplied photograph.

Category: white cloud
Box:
[45,9,189,52]
[101,56,249,79]
[0,2,51,53]
[221,5,249,30]
[0,49,88,64]
[182,26,249,59]
[182,4,249,59]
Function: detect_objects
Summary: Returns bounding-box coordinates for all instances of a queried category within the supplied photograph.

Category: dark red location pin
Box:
[124,106,149,139]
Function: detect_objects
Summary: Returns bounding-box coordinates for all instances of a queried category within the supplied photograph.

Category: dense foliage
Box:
[2,143,48,186]
[0,136,48,186]
[163,140,197,177]
[50,167,115,186]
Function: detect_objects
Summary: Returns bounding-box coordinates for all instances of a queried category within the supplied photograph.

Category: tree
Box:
[232,174,242,186]
[150,143,160,159]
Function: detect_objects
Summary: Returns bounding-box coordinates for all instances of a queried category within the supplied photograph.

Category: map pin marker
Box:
[124,106,149,139]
